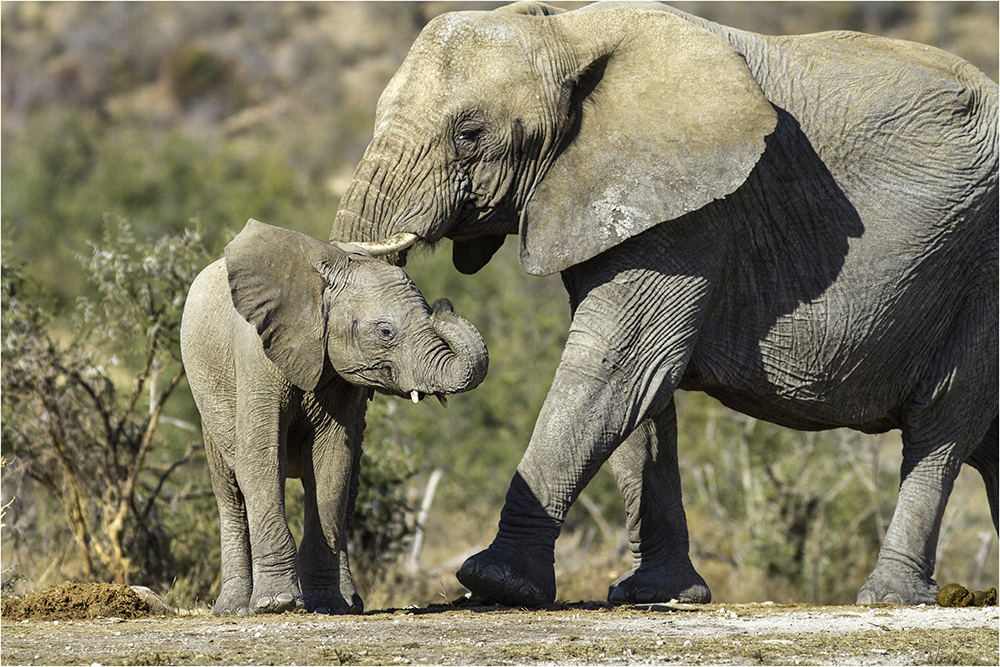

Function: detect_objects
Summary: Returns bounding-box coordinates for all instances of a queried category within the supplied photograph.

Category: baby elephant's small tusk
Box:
[436,394,449,409]
[411,390,421,404]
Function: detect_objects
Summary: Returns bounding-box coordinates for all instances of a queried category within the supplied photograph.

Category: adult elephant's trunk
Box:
[332,164,422,262]
[332,132,451,257]
[332,134,411,243]
[332,158,385,246]
[424,299,489,397]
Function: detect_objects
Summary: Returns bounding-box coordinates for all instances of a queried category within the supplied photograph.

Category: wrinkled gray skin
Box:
[181,219,488,615]
[331,1,999,606]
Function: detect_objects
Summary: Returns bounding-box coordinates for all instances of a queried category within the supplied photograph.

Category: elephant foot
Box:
[213,601,251,616]
[251,592,303,614]
[608,565,711,605]
[857,561,938,605]
[456,546,555,607]
[302,588,361,615]
[339,562,365,613]
[339,586,364,615]
[213,580,253,616]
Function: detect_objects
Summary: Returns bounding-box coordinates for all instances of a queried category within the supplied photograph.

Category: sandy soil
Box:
[3,594,998,666]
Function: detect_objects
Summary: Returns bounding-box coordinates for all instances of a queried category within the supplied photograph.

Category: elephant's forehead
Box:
[427,11,520,49]
[350,263,424,301]
[379,12,538,121]
[349,260,407,288]
[419,12,540,84]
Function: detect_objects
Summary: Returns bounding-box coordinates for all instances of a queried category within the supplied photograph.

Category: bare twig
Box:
[408,469,444,571]
[142,438,200,523]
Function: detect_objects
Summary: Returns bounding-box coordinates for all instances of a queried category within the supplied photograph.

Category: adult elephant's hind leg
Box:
[966,417,998,532]
[858,402,994,604]
[858,299,997,605]
[857,434,961,605]
[607,401,711,604]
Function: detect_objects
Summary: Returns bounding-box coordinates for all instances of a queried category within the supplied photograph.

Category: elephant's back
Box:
[759,30,996,231]
[181,259,233,360]
[181,259,239,429]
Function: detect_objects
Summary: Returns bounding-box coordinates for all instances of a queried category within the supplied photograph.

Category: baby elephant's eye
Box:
[375,322,396,343]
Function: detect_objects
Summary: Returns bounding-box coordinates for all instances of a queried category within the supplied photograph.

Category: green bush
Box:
[2,108,322,308]
[1,221,207,588]
[162,45,238,108]
[349,399,422,587]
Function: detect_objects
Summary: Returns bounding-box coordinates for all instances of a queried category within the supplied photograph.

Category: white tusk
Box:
[353,232,420,256]
[411,390,421,404]
[436,394,449,409]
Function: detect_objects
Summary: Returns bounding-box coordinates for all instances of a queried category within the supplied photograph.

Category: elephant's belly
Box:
[680,377,900,434]
[684,318,916,432]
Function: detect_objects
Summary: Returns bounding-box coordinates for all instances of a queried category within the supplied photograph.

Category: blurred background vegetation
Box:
[2,1,997,610]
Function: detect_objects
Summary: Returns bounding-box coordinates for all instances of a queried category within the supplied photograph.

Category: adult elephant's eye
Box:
[456,126,483,154]
[457,128,482,144]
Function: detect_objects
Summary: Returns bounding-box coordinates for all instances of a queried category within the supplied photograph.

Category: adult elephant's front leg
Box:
[458,255,711,606]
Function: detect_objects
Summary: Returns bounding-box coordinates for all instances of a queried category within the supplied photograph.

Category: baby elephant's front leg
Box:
[296,391,362,614]
[243,475,302,613]
[236,407,303,614]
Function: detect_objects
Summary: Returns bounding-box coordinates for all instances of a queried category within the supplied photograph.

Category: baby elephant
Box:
[181,219,488,615]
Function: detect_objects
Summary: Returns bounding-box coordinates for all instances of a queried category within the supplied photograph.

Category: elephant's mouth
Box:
[410,390,449,408]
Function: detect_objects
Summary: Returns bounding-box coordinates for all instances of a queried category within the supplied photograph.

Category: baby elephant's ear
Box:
[225,219,347,391]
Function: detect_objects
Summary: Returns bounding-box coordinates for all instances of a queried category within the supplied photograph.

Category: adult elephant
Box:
[330,1,998,606]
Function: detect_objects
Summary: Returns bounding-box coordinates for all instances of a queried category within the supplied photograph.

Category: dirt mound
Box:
[0,581,150,621]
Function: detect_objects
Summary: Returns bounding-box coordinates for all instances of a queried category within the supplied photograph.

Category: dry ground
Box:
[2,584,997,666]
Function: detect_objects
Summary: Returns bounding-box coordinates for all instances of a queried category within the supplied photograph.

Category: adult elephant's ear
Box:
[225,219,347,391]
[519,5,777,276]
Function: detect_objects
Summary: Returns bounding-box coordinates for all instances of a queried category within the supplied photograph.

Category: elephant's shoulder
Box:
[183,259,232,337]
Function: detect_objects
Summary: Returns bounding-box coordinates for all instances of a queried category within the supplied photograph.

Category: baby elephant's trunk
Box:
[426,298,489,396]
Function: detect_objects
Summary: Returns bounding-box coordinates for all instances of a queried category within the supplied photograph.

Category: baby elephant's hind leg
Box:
[205,429,253,615]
